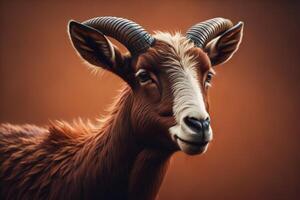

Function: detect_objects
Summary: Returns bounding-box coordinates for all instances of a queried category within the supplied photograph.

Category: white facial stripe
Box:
[154,32,213,155]
[154,32,209,123]
[166,65,209,123]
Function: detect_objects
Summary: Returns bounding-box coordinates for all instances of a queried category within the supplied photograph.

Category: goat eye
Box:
[205,72,214,87]
[136,69,152,85]
[206,73,212,82]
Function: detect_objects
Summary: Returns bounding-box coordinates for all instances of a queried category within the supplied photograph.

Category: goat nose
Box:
[184,117,210,134]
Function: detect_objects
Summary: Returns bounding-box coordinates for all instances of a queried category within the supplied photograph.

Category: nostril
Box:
[202,117,210,129]
[205,117,210,123]
[202,121,209,129]
[183,116,210,133]
[184,117,203,133]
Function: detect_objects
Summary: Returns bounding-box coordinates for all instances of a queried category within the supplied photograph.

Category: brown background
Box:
[0,0,299,199]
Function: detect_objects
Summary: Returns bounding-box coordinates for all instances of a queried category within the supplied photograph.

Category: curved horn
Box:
[83,16,155,55]
[186,18,233,49]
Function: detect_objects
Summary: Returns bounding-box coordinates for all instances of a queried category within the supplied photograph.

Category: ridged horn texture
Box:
[83,16,155,55]
[186,18,233,49]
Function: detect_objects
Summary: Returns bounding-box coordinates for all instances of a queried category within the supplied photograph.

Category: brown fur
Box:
[0,40,212,200]
[0,34,237,200]
[1,16,244,199]
[0,86,174,200]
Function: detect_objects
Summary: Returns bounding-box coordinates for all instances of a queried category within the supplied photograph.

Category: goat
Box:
[0,16,244,200]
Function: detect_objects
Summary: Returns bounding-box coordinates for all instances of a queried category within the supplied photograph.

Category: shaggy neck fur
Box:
[0,86,172,200]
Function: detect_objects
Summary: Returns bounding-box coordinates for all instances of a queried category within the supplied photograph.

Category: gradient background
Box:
[0,0,299,199]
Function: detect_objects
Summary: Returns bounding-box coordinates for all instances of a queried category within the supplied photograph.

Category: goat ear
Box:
[68,20,131,80]
[205,22,244,66]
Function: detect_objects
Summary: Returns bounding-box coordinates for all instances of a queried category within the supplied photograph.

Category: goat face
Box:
[68,17,243,155]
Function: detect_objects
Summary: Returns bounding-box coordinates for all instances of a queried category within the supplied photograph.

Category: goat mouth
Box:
[175,135,208,146]
[174,135,209,155]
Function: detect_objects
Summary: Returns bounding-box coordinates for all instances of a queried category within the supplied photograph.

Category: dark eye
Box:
[205,72,214,87]
[136,69,153,85]
[206,73,213,82]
